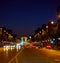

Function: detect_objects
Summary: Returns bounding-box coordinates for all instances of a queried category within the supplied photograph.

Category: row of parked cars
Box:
[25,42,53,49]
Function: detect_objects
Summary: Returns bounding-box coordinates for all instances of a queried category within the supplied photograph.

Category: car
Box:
[46,45,52,49]
[33,43,41,48]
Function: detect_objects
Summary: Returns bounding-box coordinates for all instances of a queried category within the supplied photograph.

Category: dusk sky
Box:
[0,0,60,37]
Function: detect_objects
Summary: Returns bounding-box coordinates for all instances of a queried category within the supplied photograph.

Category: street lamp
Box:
[46,25,48,32]
[29,36,31,39]
[50,21,54,24]
[58,14,60,18]
[46,25,48,28]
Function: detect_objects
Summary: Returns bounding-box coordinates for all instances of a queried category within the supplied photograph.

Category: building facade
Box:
[57,6,60,31]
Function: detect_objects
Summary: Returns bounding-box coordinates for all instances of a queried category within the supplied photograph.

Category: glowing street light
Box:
[58,14,60,18]
[50,21,54,24]
[46,25,48,32]
[29,36,31,39]
[46,25,48,28]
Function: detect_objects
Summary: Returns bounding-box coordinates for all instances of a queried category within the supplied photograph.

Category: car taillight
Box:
[46,45,52,48]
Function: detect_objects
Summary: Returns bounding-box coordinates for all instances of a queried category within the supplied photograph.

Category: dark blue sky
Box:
[0,0,60,37]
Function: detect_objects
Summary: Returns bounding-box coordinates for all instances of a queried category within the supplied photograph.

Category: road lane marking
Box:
[8,48,23,63]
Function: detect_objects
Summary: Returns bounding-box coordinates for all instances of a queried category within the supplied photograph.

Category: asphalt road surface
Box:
[0,45,22,63]
[0,46,60,63]
[19,47,60,63]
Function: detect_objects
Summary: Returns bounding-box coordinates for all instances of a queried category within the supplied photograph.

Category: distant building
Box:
[21,36,27,42]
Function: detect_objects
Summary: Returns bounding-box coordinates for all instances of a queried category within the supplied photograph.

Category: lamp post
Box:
[46,25,48,32]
